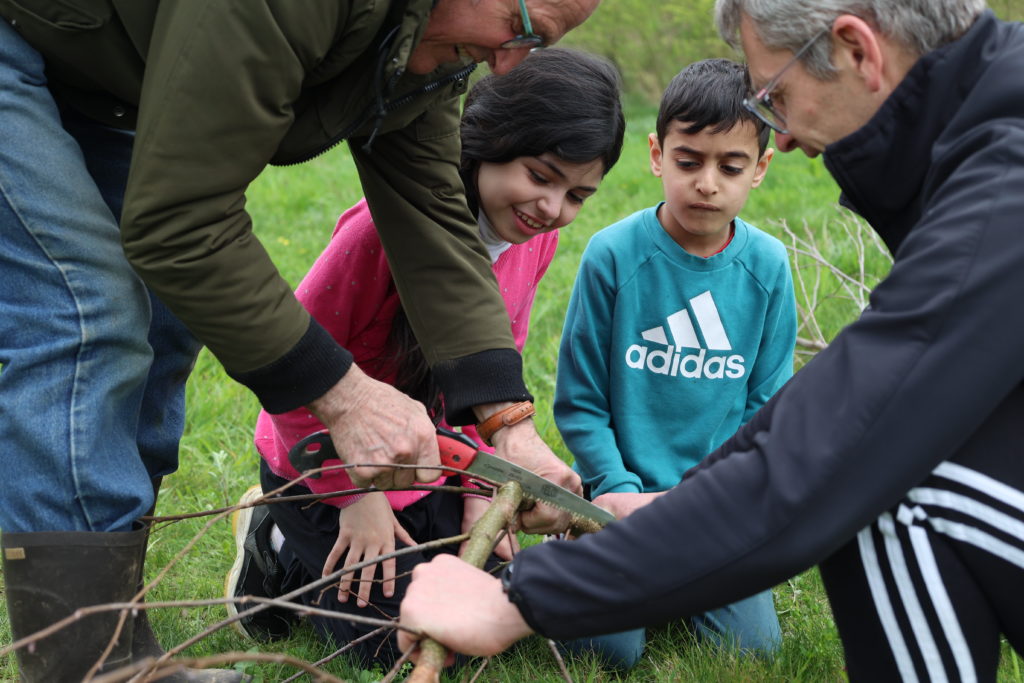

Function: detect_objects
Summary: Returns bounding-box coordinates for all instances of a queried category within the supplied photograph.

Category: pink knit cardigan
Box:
[255,198,558,508]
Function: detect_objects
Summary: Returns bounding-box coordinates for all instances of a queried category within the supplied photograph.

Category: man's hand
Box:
[478,403,582,535]
[593,491,666,519]
[323,492,416,608]
[398,555,533,659]
[308,365,440,489]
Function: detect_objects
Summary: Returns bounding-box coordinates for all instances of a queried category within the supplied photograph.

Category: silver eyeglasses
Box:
[743,27,829,135]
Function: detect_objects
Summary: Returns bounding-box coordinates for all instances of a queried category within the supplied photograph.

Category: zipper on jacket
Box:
[279,62,476,166]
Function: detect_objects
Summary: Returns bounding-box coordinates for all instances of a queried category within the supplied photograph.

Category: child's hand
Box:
[323,492,416,607]
[592,491,666,520]
[460,496,519,560]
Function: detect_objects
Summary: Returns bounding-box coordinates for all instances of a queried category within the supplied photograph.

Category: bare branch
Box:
[280,626,395,683]
[777,211,892,361]
[92,652,347,683]
[547,639,574,683]
[380,643,416,683]
[466,657,492,683]
[408,482,526,683]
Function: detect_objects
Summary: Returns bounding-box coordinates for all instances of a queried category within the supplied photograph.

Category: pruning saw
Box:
[287,426,616,527]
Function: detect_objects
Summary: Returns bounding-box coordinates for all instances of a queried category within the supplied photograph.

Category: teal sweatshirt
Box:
[554,205,797,497]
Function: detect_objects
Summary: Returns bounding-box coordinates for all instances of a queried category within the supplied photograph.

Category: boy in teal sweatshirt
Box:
[554,58,797,669]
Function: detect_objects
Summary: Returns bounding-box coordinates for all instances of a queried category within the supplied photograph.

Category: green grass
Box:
[4,105,1024,682]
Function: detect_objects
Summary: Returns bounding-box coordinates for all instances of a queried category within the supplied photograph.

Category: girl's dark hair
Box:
[382,306,443,422]
[379,48,625,418]
[460,47,625,216]
[656,58,771,156]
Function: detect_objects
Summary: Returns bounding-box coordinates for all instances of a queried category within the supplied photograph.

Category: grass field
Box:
[165,106,858,682]
[3,103,1024,682]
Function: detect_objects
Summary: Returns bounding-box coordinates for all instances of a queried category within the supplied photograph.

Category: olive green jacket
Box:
[0,0,529,419]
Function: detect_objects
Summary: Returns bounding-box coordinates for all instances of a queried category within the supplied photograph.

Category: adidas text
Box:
[625,345,746,379]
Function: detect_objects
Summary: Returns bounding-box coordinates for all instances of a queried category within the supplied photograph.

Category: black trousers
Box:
[820,391,1024,682]
[261,463,501,667]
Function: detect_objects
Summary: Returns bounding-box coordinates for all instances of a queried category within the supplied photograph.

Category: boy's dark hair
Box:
[379,48,625,417]
[656,58,770,156]
[459,47,626,216]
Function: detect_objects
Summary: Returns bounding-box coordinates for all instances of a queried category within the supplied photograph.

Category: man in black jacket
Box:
[399,1,1024,679]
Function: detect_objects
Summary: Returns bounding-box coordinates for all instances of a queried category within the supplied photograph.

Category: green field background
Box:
[3,3,1024,680]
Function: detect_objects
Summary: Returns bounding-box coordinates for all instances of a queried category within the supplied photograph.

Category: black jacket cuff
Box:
[228,318,353,414]
[501,557,547,636]
[433,348,532,426]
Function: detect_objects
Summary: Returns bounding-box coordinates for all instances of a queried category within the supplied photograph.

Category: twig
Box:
[146,463,490,523]
[380,643,417,683]
[797,336,828,351]
[0,596,417,665]
[157,533,469,661]
[777,213,892,360]
[281,626,394,683]
[0,534,466,670]
[92,651,346,683]
[465,657,491,683]
[547,639,574,683]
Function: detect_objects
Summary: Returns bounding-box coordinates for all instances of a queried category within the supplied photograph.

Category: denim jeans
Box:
[0,19,200,533]
[560,588,782,670]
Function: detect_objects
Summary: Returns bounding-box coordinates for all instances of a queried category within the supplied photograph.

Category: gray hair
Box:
[715,0,987,79]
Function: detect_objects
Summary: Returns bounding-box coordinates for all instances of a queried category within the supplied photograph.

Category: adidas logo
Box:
[625,290,746,379]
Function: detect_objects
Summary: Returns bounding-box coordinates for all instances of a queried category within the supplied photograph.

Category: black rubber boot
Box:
[2,527,147,681]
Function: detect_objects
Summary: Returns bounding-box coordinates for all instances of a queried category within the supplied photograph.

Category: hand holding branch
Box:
[399,554,533,661]
[308,364,440,489]
[401,482,533,680]
[478,404,582,535]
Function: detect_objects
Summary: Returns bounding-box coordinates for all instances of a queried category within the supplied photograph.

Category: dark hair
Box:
[459,47,625,216]
[379,48,625,417]
[656,58,770,156]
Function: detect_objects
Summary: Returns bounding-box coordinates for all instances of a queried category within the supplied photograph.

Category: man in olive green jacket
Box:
[0,0,596,679]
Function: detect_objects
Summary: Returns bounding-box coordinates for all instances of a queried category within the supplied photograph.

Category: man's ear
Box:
[649,132,663,177]
[832,14,885,93]
[751,147,774,188]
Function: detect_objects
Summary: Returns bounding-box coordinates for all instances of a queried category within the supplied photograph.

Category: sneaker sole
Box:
[224,485,266,640]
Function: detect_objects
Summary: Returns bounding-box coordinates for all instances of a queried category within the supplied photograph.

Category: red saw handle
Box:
[288,426,482,479]
[436,426,480,476]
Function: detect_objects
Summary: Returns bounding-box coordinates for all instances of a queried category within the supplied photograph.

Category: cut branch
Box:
[406,481,525,683]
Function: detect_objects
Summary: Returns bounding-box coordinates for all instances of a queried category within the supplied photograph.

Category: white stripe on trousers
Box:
[858,525,920,682]
[856,459,1024,683]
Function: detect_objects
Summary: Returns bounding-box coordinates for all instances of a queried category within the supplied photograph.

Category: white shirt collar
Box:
[477,211,513,264]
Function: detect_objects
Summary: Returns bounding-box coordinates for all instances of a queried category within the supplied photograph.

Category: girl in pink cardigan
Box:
[228,48,625,666]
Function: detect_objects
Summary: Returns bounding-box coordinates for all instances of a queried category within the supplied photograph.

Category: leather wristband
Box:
[476,401,535,446]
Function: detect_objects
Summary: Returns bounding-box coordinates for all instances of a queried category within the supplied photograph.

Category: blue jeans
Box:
[0,20,200,533]
[561,589,782,670]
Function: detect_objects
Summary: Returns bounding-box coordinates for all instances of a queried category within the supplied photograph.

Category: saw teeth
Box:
[524,494,571,512]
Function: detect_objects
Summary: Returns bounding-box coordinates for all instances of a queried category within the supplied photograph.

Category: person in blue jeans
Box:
[0,1,599,680]
[553,59,797,670]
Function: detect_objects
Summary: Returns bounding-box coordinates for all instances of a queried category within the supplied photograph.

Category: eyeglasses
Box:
[743,27,828,135]
[501,0,545,49]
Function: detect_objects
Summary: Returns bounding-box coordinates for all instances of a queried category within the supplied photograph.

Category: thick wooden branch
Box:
[406,481,524,683]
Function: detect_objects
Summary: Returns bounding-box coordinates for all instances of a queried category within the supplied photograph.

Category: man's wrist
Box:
[495,565,528,618]
[475,401,536,446]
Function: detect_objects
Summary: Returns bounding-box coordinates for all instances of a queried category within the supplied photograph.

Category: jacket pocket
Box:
[2,0,110,31]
